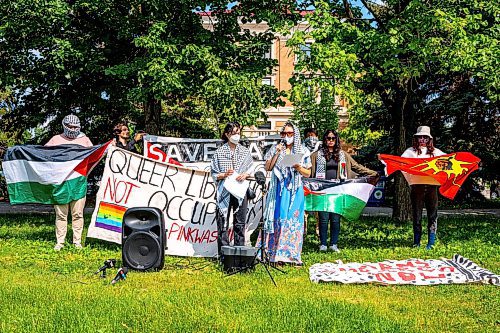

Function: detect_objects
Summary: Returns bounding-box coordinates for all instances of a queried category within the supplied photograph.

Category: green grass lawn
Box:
[0,213,498,333]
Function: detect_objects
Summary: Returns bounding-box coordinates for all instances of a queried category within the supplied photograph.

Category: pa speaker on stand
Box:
[122,207,166,271]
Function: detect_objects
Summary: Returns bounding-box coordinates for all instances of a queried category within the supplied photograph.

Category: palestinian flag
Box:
[3,141,111,205]
[379,152,480,200]
[304,176,379,221]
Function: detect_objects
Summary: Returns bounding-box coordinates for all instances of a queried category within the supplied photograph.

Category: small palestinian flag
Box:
[304,176,379,221]
[379,152,480,200]
[3,141,111,205]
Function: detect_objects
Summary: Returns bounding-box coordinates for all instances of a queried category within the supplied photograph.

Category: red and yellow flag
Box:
[379,152,481,200]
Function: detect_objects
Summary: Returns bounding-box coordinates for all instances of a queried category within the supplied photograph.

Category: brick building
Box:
[201,14,349,136]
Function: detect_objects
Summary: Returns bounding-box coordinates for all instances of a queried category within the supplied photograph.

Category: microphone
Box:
[254,171,266,186]
[110,267,128,285]
[94,259,116,275]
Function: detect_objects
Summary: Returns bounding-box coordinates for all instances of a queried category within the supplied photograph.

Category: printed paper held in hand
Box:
[223,173,249,200]
[281,153,304,167]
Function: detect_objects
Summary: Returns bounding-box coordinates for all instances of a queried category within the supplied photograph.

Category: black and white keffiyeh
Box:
[210,143,253,215]
[315,149,347,179]
[264,123,310,233]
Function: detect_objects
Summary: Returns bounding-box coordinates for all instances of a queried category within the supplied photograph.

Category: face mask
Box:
[63,124,81,139]
[285,136,294,145]
[304,137,318,150]
[229,134,240,144]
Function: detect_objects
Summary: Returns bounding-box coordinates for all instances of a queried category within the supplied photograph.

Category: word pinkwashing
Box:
[309,254,499,285]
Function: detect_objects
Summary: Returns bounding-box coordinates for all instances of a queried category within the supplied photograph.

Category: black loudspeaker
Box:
[122,207,166,271]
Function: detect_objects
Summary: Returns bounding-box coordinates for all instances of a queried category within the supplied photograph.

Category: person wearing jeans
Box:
[309,129,377,252]
[318,212,341,251]
[401,126,445,249]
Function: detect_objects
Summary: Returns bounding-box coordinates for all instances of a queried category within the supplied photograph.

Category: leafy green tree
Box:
[289,0,499,220]
[0,0,297,143]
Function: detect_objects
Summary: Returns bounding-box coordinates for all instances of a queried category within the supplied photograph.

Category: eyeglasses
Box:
[280,131,294,137]
[416,136,430,140]
[326,136,336,141]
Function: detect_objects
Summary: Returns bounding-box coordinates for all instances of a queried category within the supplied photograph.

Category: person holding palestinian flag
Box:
[401,126,446,250]
[308,129,378,252]
[44,115,95,250]
[3,116,111,251]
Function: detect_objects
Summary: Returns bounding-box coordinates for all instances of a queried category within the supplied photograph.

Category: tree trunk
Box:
[144,97,161,135]
[391,84,412,222]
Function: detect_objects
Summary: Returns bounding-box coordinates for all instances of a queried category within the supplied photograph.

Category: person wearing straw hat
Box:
[401,126,446,250]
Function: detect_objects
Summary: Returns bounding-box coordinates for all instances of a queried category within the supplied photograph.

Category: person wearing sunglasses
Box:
[309,129,378,252]
[211,122,254,256]
[401,126,445,249]
[263,122,311,265]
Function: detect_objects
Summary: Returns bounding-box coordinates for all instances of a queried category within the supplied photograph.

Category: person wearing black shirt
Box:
[309,129,377,252]
[113,122,146,154]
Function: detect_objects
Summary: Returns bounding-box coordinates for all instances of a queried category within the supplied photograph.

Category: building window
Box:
[263,44,272,59]
[262,77,272,85]
[295,42,312,63]
[258,122,271,129]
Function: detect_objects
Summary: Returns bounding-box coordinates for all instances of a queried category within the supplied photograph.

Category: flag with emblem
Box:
[379,152,480,199]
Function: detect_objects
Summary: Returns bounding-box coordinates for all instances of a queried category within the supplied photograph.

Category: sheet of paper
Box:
[223,172,250,200]
[281,153,304,168]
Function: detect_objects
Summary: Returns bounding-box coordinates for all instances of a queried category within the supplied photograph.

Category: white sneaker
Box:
[74,243,83,249]
[54,243,64,251]
[329,245,340,253]
[319,245,327,251]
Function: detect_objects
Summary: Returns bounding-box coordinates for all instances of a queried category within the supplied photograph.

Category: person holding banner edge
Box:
[401,126,445,250]
[210,122,254,256]
[309,129,378,252]
[113,121,146,154]
[46,114,93,251]
[263,122,311,265]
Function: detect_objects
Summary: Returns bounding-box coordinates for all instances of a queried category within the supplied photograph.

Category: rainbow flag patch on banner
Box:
[95,202,127,233]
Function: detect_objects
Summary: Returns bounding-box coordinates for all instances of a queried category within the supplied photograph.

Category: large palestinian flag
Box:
[304,176,379,221]
[3,141,111,205]
[379,152,480,200]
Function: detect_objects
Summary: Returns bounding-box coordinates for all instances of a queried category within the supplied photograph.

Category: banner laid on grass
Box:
[379,153,480,199]
[303,176,379,221]
[309,254,500,285]
[87,147,262,257]
[3,142,111,205]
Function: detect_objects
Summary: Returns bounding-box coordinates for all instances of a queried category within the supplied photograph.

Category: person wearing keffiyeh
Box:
[309,129,377,253]
[210,122,253,255]
[263,122,311,265]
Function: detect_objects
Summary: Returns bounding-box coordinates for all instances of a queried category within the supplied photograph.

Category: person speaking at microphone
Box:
[263,122,311,266]
[210,122,254,257]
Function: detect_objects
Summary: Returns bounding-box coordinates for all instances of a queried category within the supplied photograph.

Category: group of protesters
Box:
[46,114,443,264]
[211,121,444,266]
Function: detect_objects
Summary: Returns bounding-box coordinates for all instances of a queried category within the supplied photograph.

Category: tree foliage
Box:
[289,0,499,219]
[0,0,297,143]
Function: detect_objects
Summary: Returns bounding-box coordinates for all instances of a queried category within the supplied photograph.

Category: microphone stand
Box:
[225,175,286,286]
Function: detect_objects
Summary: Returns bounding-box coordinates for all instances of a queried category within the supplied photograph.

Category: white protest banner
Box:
[309,254,500,285]
[87,147,263,257]
[142,135,280,172]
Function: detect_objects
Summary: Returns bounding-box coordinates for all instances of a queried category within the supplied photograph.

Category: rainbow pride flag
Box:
[95,202,127,233]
